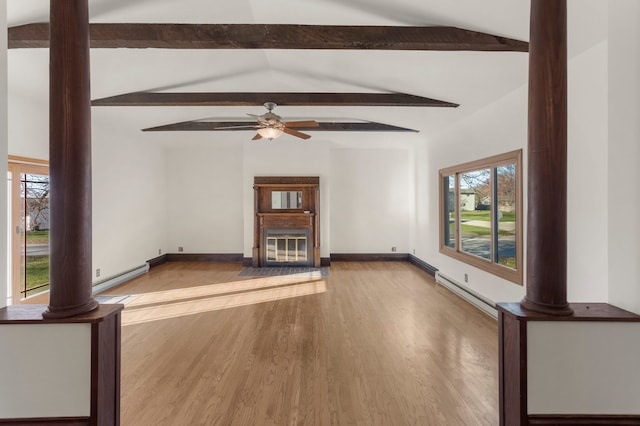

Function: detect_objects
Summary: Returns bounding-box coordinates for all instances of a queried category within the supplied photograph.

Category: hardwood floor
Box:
[102,261,499,425]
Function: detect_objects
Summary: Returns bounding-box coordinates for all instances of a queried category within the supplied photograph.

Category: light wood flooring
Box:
[102,261,499,425]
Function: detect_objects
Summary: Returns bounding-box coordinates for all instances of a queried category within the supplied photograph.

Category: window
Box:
[439,150,523,284]
[8,158,51,302]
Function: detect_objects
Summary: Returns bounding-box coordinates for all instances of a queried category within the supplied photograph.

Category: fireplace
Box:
[265,228,310,266]
[253,177,320,267]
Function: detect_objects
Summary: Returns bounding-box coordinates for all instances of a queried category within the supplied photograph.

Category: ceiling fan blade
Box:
[283,127,311,140]
[284,120,319,128]
[252,133,263,140]
[214,124,259,130]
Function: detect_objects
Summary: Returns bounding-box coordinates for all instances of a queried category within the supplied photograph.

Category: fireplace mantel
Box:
[253,177,320,267]
[258,212,315,226]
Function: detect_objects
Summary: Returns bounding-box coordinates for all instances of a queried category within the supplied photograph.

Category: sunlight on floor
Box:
[121,275,327,326]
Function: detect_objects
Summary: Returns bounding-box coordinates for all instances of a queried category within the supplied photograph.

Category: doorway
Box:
[8,157,50,304]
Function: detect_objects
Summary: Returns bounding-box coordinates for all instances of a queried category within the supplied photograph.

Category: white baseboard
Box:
[435,272,498,319]
[92,263,149,295]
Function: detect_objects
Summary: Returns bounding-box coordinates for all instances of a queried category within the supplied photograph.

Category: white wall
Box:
[331,148,411,253]
[1,2,7,308]
[567,41,609,302]
[0,324,91,418]
[161,140,414,259]
[242,139,331,257]
[608,0,640,314]
[166,144,244,253]
[527,321,640,415]
[91,109,167,280]
[7,50,49,160]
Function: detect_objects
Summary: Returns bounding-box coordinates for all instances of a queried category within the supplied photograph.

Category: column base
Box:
[520,298,574,316]
[42,298,99,319]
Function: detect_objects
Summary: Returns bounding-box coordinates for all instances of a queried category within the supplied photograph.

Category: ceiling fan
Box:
[220,102,319,140]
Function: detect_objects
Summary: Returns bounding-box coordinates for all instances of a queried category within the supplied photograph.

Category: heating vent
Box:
[92,263,149,295]
[435,272,498,319]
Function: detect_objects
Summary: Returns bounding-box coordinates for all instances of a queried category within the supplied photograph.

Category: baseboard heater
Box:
[435,272,498,319]
[92,263,149,295]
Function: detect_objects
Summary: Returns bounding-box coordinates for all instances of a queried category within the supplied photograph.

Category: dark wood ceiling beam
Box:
[9,23,528,52]
[142,121,418,133]
[92,92,458,108]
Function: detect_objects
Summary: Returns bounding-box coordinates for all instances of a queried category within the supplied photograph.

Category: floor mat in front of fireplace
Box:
[238,267,329,277]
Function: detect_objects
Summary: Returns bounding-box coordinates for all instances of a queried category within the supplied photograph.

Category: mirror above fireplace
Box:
[271,191,302,209]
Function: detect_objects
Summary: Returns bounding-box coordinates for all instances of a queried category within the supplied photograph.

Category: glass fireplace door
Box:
[265,229,310,266]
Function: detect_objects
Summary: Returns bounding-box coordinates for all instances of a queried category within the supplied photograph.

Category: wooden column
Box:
[44,0,98,318]
[521,0,572,316]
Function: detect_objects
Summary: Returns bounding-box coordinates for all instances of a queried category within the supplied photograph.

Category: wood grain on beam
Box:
[92,92,458,108]
[9,23,528,52]
[142,121,418,133]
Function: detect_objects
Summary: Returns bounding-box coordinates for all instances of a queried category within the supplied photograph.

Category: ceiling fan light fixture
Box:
[257,127,283,140]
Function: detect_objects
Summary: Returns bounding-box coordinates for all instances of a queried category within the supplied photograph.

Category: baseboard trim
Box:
[407,254,438,278]
[0,417,90,425]
[165,253,244,262]
[150,253,436,277]
[147,254,168,269]
[155,253,422,266]
[436,272,497,318]
[92,264,149,294]
[330,253,409,262]
[528,414,640,425]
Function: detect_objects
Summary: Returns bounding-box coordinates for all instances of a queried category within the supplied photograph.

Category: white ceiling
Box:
[6,1,608,147]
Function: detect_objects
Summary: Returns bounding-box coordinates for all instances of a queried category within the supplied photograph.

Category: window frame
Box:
[439,150,523,285]
[8,156,51,303]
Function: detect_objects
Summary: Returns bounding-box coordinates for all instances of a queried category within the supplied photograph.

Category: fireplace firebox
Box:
[265,228,310,266]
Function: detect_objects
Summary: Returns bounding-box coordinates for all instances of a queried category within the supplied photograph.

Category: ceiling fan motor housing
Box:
[253,101,316,140]
[258,109,284,129]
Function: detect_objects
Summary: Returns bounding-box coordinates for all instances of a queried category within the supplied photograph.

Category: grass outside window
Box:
[24,230,50,297]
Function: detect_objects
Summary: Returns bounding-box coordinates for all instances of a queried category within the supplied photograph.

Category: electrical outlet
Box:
[391,246,397,252]
[158,248,162,255]
[412,249,416,255]
[464,273,468,283]
[96,268,100,278]
[178,246,184,252]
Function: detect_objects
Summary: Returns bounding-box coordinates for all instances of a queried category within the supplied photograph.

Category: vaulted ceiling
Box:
[6,1,608,147]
